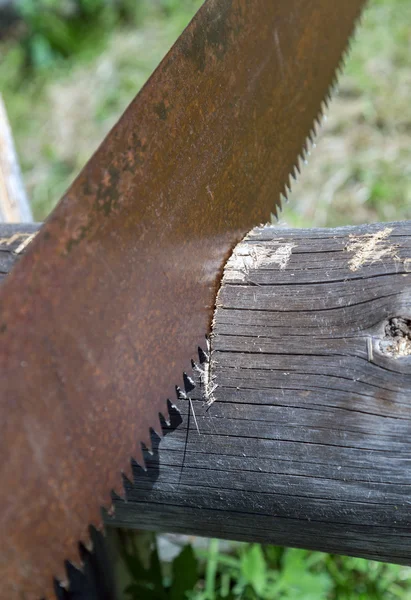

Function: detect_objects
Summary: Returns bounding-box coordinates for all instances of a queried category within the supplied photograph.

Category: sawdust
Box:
[0,232,32,246]
[192,338,217,408]
[226,241,296,282]
[345,227,399,271]
[14,232,37,254]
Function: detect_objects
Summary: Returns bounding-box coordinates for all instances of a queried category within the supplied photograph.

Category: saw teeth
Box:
[310,126,317,141]
[176,385,187,400]
[130,456,143,474]
[50,8,366,596]
[149,425,162,446]
[78,542,88,562]
[122,472,133,499]
[183,372,196,392]
[54,527,114,600]
[140,424,161,456]
[101,502,115,520]
[273,5,364,222]
[158,411,169,429]
[314,114,323,130]
[198,346,208,364]
[152,414,164,438]
[166,399,183,429]
[54,579,68,600]
[321,99,329,115]
[141,439,154,457]
[110,488,123,503]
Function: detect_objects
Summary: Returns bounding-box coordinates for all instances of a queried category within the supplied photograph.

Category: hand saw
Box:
[0,1,366,597]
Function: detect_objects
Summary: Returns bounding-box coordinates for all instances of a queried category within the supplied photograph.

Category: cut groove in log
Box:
[1,221,411,567]
[108,221,411,565]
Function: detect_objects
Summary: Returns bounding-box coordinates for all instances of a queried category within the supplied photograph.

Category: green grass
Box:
[115,534,411,600]
[1,0,411,597]
[0,0,203,219]
[1,0,410,224]
[192,542,411,600]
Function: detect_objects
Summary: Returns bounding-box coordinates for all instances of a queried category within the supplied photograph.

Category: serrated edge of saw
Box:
[51,7,365,598]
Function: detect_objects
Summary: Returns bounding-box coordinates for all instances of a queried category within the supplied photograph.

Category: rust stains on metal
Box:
[0,0,365,597]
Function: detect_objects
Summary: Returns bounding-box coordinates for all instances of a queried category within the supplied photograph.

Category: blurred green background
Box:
[1,0,411,598]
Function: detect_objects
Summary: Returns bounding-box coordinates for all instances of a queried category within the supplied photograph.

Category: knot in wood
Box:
[379,317,411,358]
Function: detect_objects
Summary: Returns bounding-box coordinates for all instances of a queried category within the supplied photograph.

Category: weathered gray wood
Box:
[2,221,411,566]
[107,221,411,565]
[0,223,40,283]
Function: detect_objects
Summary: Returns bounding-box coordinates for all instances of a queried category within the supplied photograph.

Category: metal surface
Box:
[0,1,365,597]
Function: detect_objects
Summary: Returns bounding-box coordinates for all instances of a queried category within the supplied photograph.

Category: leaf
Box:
[29,34,55,69]
[125,582,165,600]
[205,539,220,600]
[122,541,167,599]
[123,551,149,582]
[273,549,332,600]
[170,545,199,600]
[220,571,231,598]
[148,544,165,584]
[240,545,267,596]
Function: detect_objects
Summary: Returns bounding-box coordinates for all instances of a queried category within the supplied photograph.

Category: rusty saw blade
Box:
[0,1,366,597]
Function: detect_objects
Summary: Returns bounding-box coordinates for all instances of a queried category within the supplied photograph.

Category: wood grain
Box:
[2,221,411,569]
[0,223,39,282]
[108,221,411,565]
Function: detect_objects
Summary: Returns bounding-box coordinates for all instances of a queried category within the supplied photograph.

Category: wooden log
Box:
[108,221,411,565]
[0,95,33,223]
[0,223,39,283]
[2,221,411,566]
